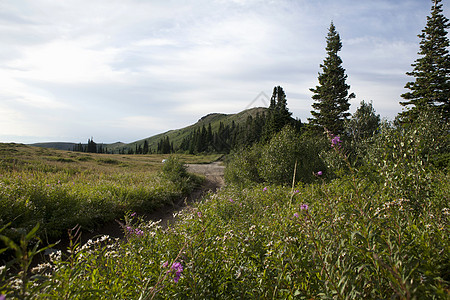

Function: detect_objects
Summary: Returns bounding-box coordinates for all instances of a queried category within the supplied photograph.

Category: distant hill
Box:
[27,107,267,153]
[29,142,78,151]
[117,107,267,154]
[30,142,126,152]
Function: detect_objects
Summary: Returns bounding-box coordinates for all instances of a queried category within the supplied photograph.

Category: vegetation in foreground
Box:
[0,112,448,298]
[0,144,211,241]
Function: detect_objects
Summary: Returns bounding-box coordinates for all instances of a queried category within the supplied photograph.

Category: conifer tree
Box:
[309,22,355,135]
[263,86,293,140]
[400,0,450,121]
[143,140,149,154]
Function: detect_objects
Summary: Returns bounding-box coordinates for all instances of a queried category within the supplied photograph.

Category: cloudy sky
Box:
[0,0,447,144]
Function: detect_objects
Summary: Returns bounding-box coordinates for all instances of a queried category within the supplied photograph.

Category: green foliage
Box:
[346,100,381,143]
[161,155,188,181]
[224,146,262,187]
[262,86,299,141]
[365,108,449,210]
[2,167,448,298]
[226,126,327,186]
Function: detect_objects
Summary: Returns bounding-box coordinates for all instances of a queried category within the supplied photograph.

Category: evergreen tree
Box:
[263,86,294,140]
[309,22,355,135]
[143,140,149,154]
[346,100,380,142]
[87,138,97,153]
[400,0,450,121]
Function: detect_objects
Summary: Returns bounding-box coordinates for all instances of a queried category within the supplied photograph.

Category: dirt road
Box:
[132,162,225,228]
[186,161,225,192]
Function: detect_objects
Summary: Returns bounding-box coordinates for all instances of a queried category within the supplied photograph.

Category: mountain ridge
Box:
[28,107,267,153]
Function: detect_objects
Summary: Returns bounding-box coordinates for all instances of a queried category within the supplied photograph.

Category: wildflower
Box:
[131,212,137,217]
[162,261,169,268]
[197,211,202,218]
[317,171,322,176]
[331,135,341,148]
[294,189,300,193]
[229,198,234,203]
[300,204,309,211]
[135,229,144,236]
[263,187,268,191]
[0,294,5,300]
[171,262,184,283]
[294,213,299,218]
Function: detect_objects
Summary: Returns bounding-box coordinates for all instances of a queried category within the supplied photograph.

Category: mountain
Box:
[27,107,267,153]
[116,107,267,153]
[30,142,126,151]
[29,142,78,151]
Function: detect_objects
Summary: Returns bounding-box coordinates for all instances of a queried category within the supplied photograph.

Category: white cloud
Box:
[0,0,448,143]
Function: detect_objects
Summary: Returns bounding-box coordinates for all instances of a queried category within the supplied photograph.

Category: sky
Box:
[0,0,448,144]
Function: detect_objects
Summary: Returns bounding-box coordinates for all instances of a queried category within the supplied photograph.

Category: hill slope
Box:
[115,107,267,153]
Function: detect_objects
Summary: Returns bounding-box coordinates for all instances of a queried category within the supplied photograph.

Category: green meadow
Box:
[0,143,213,241]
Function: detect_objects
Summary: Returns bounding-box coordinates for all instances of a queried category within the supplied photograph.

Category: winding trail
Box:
[145,162,225,227]
[36,162,225,268]
[73,162,226,243]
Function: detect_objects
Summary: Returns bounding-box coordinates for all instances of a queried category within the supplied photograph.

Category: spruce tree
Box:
[309,22,355,135]
[400,0,450,121]
[263,86,293,140]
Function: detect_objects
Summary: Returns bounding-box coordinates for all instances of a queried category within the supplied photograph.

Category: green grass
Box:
[0,143,206,240]
[1,130,449,299]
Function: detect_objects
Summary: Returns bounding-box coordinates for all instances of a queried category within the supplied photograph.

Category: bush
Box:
[224,145,262,187]
[226,126,327,186]
[161,156,188,181]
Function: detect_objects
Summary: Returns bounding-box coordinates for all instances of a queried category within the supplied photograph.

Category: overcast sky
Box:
[0,0,447,144]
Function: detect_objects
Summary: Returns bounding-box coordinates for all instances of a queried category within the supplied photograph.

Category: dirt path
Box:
[145,162,225,227]
[35,162,225,267]
[76,162,225,241]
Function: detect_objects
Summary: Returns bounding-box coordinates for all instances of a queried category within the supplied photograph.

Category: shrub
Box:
[224,145,262,186]
[161,155,188,181]
[226,126,327,186]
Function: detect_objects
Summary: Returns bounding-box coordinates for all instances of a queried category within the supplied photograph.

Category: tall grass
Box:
[0,145,205,240]
[0,113,449,299]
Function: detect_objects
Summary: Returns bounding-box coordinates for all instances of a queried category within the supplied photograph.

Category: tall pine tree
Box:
[263,86,294,140]
[309,22,355,135]
[400,0,450,121]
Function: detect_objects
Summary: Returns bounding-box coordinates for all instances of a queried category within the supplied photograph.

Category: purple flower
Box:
[229,198,234,203]
[263,187,268,192]
[0,295,5,300]
[294,189,300,194]
[331,135,341,148]
[134,229,144,236]
[162,261,169,268]
[300,204,309,211]
[131,212,137,217]
[197,211,202,218]
[317,171,323,176]
[294,212,299,218]
[126,226,133,232]
[171,262,184,283]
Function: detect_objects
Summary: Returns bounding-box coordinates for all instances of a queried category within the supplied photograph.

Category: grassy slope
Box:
[120,107,266,153]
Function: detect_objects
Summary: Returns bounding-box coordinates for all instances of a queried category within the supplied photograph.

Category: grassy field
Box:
[0,117,449,299]
[0,143,217,241]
